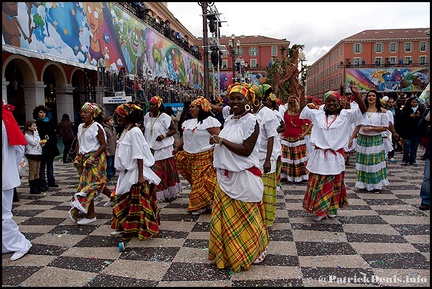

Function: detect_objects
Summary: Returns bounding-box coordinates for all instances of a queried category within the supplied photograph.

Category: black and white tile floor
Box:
[2,152,430,287]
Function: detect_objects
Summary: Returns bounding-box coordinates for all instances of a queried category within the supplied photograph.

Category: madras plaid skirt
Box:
[70,152,107,218]
[176,149,217,211]
[302,171,348,217]
[208,182,269,273]
[152,156,182,201]
[111,183,159,241]
[281,136,308,182]
[262,171,277,227]
[355,134,389,190]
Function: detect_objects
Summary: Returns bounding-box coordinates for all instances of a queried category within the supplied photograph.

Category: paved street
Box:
[2,150,430,287]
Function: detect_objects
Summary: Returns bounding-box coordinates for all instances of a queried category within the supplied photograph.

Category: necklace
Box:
[185,119,198,142]
[287,113,297,127]
[254,104,264,115]
[149,112,160,133]
[116,124,134,147]
[325,114,338,129]
[231,110,249,120]
[79,120,94,141]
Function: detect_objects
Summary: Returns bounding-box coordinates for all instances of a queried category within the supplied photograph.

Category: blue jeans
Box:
[39,155,56,187]
[420,158,430,206]
[106,155,116,179]
[402,134,421,164]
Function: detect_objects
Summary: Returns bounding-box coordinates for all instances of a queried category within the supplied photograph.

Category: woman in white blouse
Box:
[349,89,390,193]
[143,96,182,202]
[173,96,221,215]
[300,85,367,222]
[111,103,161,241]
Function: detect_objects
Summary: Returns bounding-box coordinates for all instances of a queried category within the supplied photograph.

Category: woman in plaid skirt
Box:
[208,82,269,272]
[173,96,221,215]
[300,85,367,222]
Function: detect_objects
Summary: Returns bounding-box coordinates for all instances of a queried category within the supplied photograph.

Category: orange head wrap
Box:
[192,96,211,112]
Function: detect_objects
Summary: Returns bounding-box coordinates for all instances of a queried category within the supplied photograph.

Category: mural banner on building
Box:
[345,67,429,92]
[2,2,203,88]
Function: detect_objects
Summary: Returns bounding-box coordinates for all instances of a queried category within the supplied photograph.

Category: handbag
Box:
[18,157,28,178]
[69,136,79,156]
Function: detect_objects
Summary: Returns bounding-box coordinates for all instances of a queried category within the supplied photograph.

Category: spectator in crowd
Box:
[23,120,45,194]
[301,85,367,221]
[110,102,161,240]
[208,82,269,272]
[177,100,192,139]
[418,109,430,210]
[385,94,401,162]
[58,113,75,163]
[103,115,117,181]
[398,96,425,166]
[33,105,60,191]
[2,100,33,261]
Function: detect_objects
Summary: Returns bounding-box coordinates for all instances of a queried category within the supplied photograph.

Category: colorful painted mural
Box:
[345,67,429,92]
[2,2,203,88]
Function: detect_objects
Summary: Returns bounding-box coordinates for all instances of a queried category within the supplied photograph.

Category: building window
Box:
[374,43,383,53]
[353,43,362,54]
[237,47,244,57]
[389,57,398,65]
[222,60,227,69]
[374,57,383,66]
[389,42,398,53]
[249,47,258,57]
[404,42,413,52]
[419,41,428,52]
[250,59,257,68]
[271,46,277,56]
[221,50,227,57]
[353,58,362,67]
[404,56,413,65]
[419,56,428,65]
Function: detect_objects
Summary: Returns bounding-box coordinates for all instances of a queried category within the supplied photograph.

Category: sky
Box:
[167,2,430,65]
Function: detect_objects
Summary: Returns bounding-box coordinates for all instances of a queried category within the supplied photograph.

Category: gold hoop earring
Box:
[253,99,260,107]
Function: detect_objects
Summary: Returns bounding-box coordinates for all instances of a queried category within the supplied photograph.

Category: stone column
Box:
[22,80,46,121]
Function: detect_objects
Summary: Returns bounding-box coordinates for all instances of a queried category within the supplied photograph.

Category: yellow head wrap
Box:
[227,82,256,104]
[192,96,211,112]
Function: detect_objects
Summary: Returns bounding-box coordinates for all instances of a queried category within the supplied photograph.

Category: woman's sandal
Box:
[253,246,268,264]
[68,209,77,224]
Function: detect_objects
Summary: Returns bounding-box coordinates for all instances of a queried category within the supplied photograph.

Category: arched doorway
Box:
[5,61,25,125]
[43,69,58,124]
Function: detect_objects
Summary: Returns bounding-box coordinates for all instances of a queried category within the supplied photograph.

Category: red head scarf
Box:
[2,100,27,146]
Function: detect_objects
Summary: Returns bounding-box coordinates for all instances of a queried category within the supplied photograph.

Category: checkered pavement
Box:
[2,151,430,287]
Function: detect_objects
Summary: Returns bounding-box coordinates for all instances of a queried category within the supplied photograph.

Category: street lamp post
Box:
[228,34,241,83]
[198,2,214,99]
[228,34,237,84]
